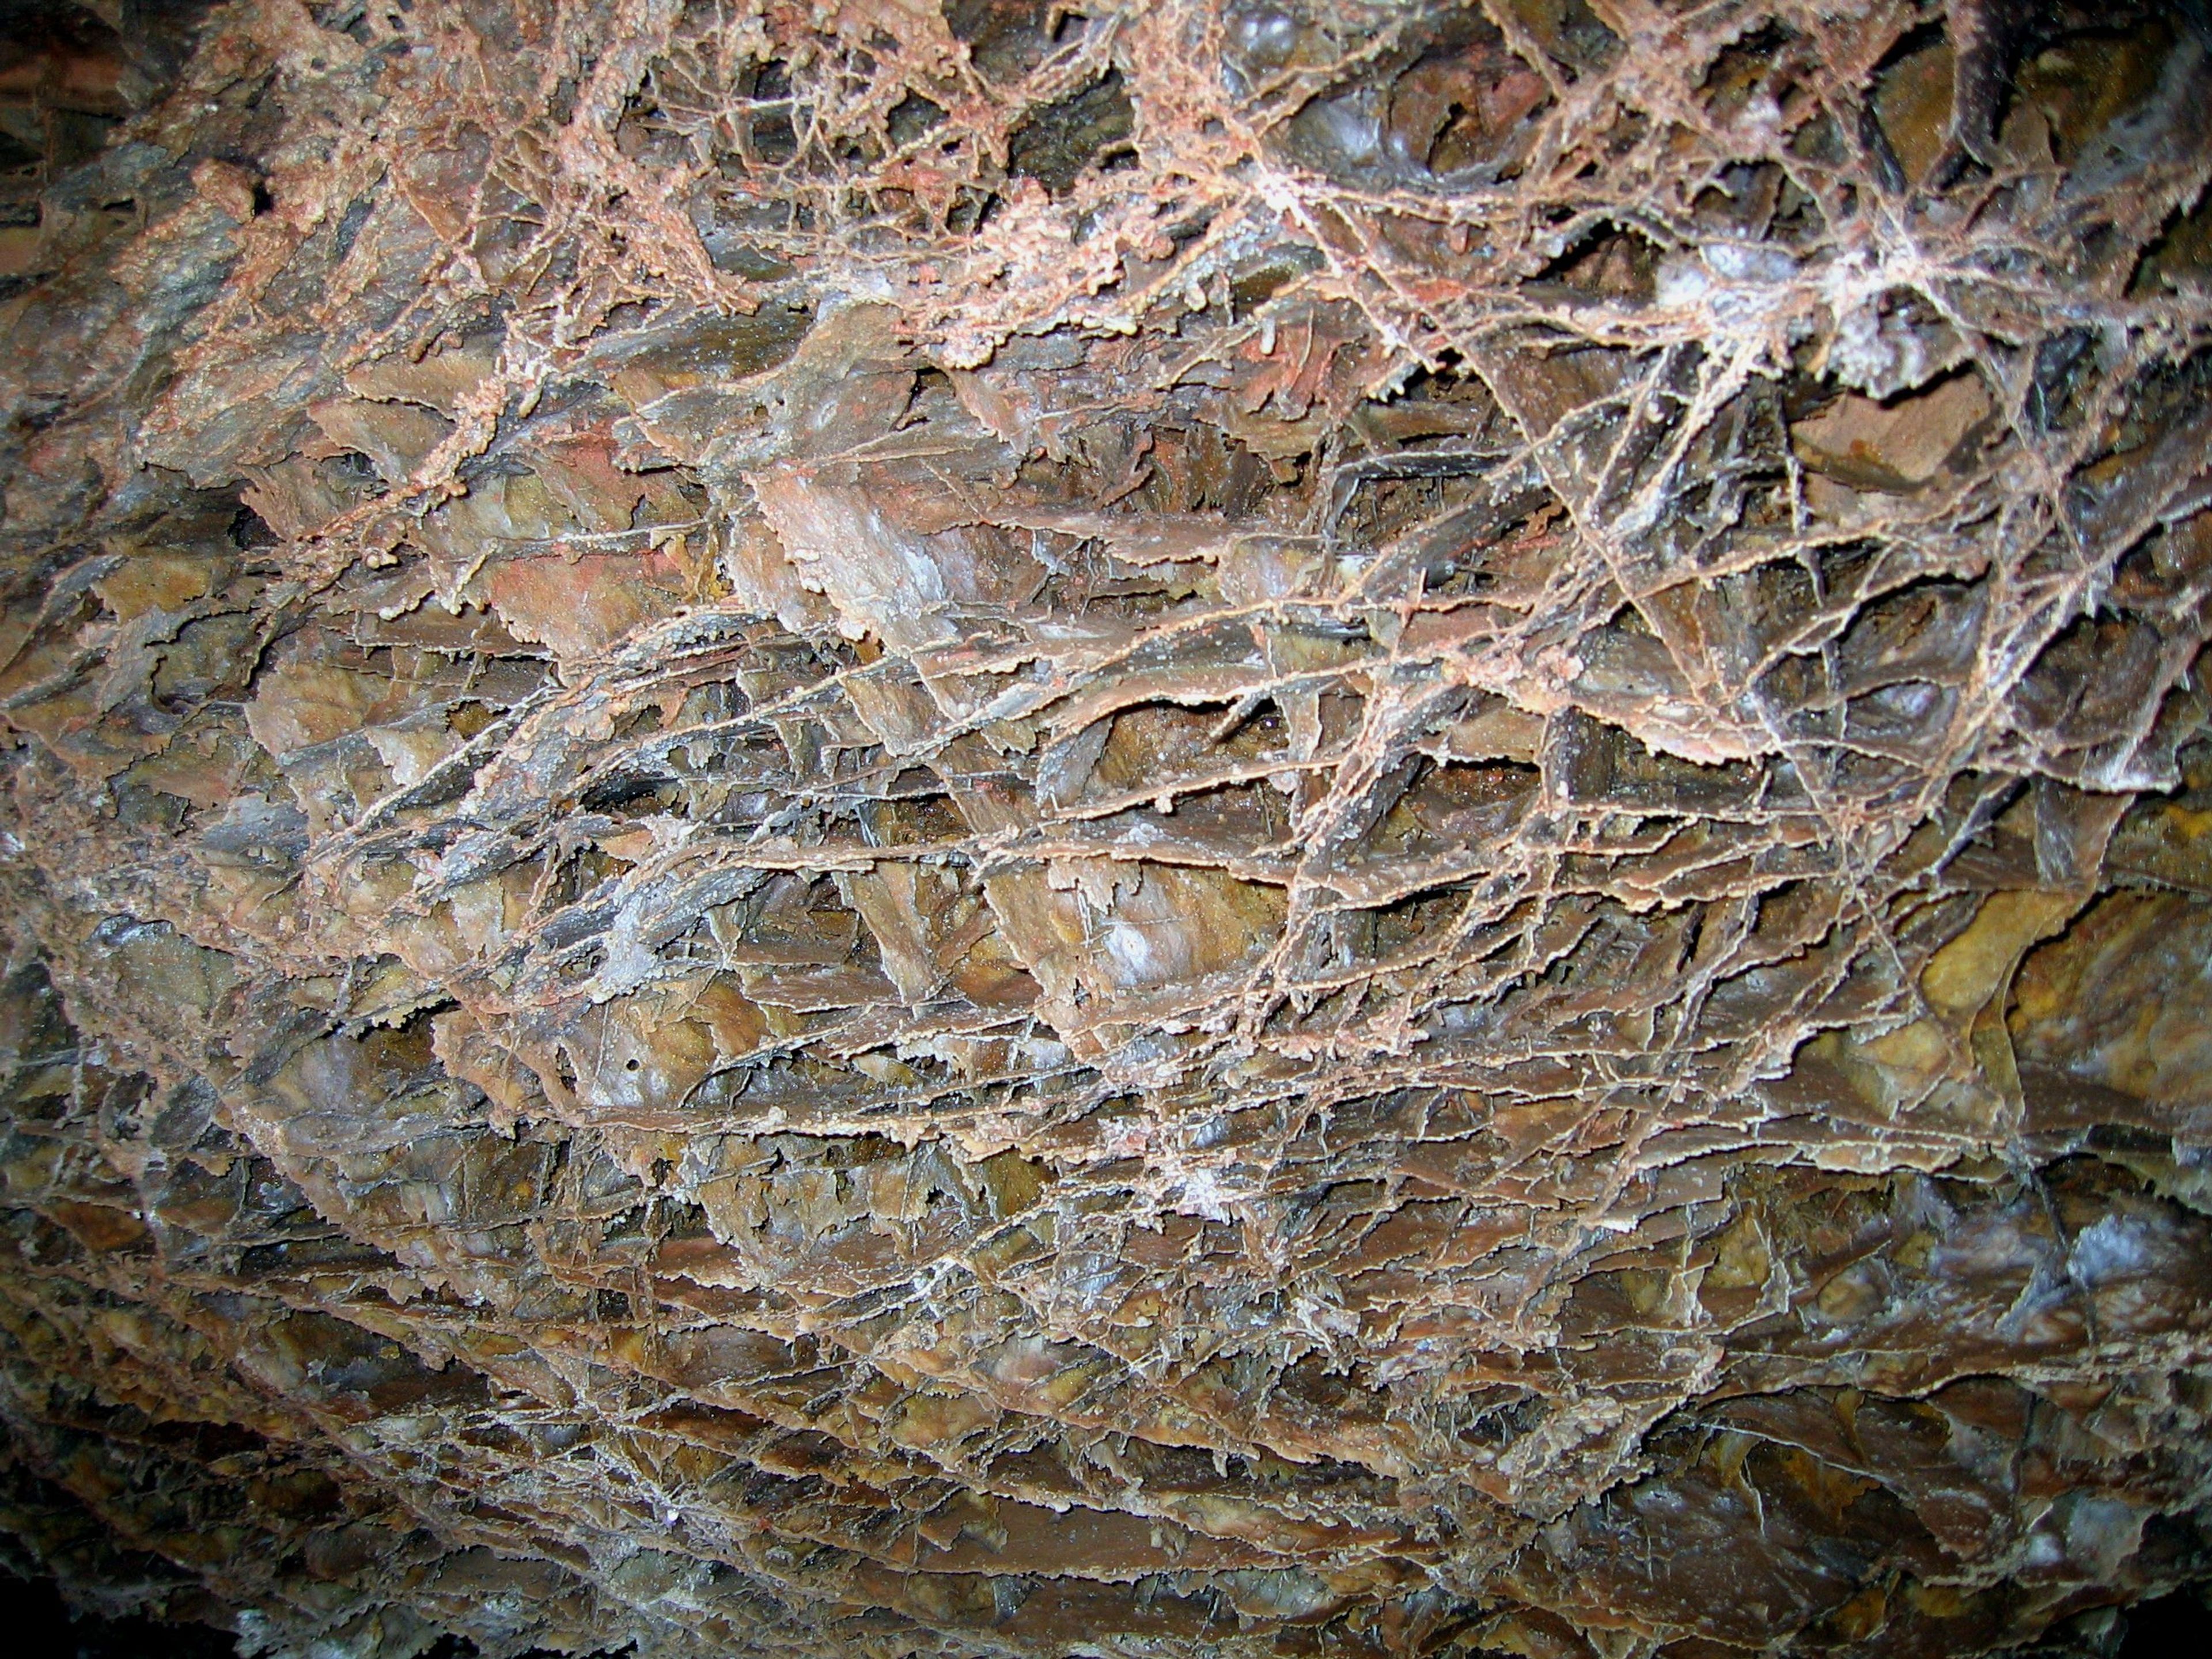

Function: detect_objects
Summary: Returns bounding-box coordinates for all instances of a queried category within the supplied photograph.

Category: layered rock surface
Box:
[3,1,2212,1653]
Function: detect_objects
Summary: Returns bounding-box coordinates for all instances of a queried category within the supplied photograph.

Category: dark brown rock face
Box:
[3,1,2212,1654]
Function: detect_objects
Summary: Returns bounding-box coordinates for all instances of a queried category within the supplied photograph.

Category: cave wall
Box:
[2,2,2212,1656]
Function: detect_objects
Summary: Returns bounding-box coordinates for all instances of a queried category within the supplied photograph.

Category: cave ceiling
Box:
[3,1,2212,1656]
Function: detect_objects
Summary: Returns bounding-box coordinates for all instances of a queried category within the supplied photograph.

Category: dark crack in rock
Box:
[3,1,2212,1655]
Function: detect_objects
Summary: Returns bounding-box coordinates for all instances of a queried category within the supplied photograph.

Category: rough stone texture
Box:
[3,1,2212,1654]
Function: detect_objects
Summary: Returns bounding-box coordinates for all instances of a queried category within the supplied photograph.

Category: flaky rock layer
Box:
[3,1,2212,1654]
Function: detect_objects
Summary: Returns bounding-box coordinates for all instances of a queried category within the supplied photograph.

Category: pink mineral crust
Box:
[3,2,2212,1654]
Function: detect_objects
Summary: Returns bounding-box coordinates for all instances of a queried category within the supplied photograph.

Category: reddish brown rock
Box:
[2,2,2211,1655]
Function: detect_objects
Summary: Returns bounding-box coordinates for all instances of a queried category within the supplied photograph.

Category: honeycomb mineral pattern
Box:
[2,0,2212,1654]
